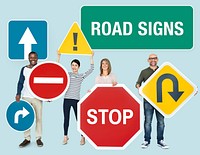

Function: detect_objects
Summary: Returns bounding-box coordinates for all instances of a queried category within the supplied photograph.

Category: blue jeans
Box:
[144,101,165,143]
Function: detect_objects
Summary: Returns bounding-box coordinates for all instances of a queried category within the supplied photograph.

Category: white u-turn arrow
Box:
[18,27,37,60]
[14,107,30,124]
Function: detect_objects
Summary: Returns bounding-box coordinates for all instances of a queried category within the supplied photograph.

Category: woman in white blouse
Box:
[95,58,117,85]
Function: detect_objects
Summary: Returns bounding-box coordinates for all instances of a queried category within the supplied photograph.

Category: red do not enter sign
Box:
[28,61,70,101]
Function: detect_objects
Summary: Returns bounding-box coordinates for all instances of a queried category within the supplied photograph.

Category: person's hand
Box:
[90,51,94,64]
[15,95,21,102]
[136,85,142,96]
[57,50,61,56]
[91,51,94,57]
[112,82,118,86]
[138,90,142,96]
[194,86,198,96]
[57,50,61,63]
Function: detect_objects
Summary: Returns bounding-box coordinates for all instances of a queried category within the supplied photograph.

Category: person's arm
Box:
[82,51,94,79]
[16,67,25,102]
[83,64,94,79]
[57,50,61,63]
[135,71,144,89]
[111,74,118,86]
[90,51,94,65]
[95,76,99,84]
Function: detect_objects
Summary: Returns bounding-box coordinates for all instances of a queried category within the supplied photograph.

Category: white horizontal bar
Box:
[34,77,63,84]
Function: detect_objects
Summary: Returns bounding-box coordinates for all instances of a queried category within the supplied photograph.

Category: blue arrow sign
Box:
[6,100,35,132]
[8,20,48,60]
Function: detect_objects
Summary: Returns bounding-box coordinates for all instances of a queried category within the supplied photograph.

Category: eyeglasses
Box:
[148,57,158,60]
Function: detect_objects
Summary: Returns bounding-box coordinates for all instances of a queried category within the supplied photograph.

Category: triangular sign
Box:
[58,22,92,55]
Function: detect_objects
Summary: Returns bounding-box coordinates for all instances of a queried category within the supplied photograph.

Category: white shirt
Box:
[95,73,117,84]
[22,67,34,98]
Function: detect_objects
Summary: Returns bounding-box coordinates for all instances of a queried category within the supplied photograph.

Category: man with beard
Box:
[136,54,169,149]
[15,51,43,148]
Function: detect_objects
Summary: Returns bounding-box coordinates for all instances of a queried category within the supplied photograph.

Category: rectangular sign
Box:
[81,6,193,49]
[8,20,48,60]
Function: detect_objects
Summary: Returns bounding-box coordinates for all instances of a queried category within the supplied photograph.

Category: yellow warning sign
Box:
[140,62,197,118]
[58,22,92,55]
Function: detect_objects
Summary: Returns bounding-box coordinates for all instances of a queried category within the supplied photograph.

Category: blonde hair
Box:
[100,58,112,76]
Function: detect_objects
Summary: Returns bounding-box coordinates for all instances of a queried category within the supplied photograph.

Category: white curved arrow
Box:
[18,27,37,60]
[14,107,30,124]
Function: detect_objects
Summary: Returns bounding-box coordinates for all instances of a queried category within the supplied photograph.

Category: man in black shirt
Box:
[136,54,169,149]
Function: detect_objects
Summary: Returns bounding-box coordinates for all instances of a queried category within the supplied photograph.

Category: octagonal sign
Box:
[78,84,142,150]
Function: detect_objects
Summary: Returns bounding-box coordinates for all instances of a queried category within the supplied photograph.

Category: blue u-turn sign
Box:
[8,20,48,60]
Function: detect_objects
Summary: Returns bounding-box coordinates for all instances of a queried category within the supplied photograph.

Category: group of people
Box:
[16,51,179,149]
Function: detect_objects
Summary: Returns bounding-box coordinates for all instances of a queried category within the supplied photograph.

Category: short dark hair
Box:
[71,59,80,67]
[29,51,38,57]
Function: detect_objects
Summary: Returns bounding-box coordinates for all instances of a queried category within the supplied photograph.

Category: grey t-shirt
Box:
[64,64,94,100]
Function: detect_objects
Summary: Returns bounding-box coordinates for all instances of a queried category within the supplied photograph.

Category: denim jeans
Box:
[144,101,165,143]
[63,99,79,135]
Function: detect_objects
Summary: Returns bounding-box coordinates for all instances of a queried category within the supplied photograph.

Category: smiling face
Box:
[71,62,80,73]
[100,58,111,76]
[102,60,109,71]
[148,54,158,67]
[29,53,38,67]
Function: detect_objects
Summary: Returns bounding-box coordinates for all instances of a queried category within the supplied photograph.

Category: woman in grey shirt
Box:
[58,51,94,145]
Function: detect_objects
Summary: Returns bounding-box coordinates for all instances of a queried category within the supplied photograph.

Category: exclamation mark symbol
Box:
[73,33,78,51]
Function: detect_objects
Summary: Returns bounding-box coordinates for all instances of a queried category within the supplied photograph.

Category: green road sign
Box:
[81,6,193,49]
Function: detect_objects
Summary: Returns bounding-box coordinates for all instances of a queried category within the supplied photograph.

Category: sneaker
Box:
[141,141,150,149]
[19,139,30,148]
[36,139,43,147]
[157,140,169,149]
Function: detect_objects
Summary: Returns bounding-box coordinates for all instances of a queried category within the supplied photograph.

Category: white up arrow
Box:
[14,107,30,124]
[18,27,37,60]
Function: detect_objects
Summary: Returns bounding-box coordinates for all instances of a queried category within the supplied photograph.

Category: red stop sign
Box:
[78,84,142,149]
